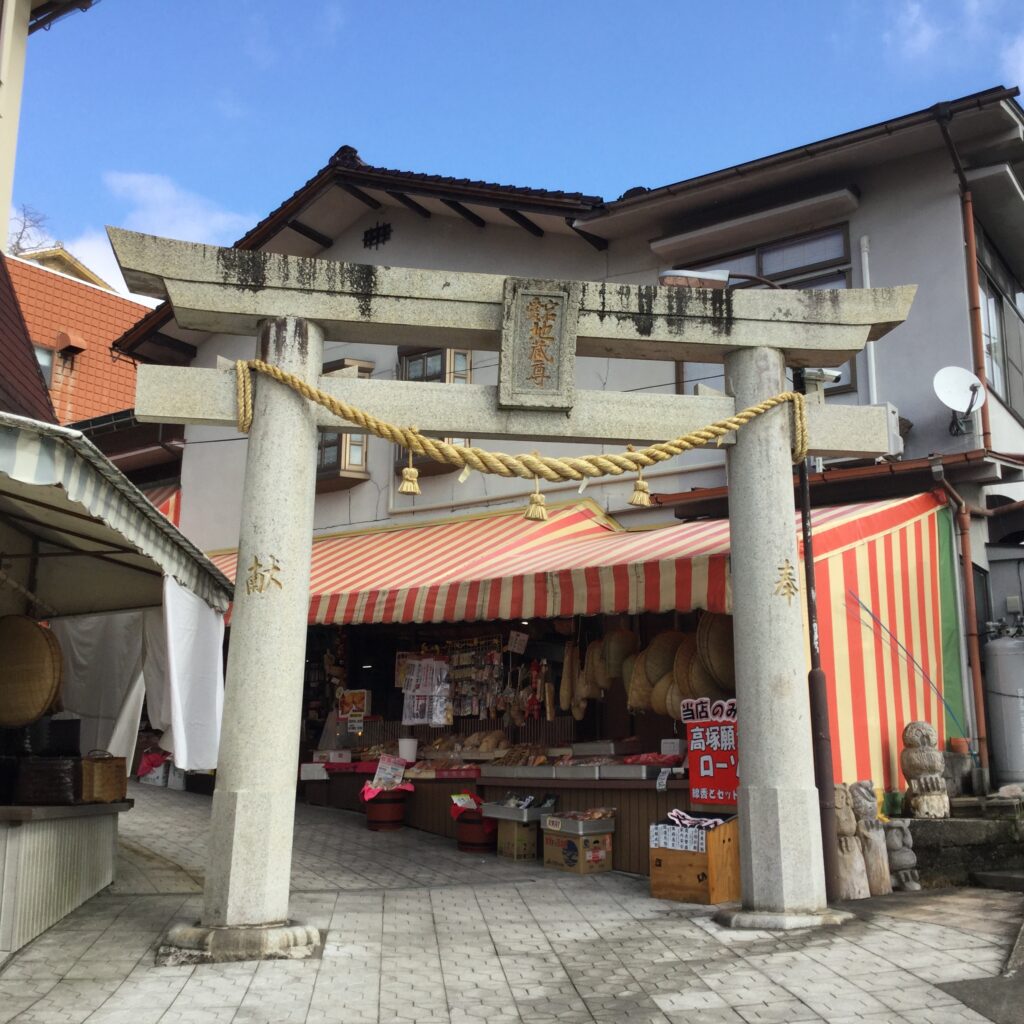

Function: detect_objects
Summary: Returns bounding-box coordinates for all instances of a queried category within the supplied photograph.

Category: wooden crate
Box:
[649,818,740,904]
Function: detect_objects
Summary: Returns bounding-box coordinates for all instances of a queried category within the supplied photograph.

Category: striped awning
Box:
[142,484,182,527]
[0,413,231,614]
[208,492,944,626]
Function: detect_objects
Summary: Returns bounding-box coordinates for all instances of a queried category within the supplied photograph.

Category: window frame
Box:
[315,358,373,488]
[681,224,855,394]
[33,345,54,387]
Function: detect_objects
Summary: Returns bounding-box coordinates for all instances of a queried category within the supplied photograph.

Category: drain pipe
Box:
[859,236,879,405]
[934,470,990,782]
[934,104,992,449]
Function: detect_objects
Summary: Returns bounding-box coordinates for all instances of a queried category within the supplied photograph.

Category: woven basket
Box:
[28,716,80,757]
[626,650,652,712]
[696,612,736,693]
[0,617,62,728]
[650,671,674,717]
[644,631,687,684]
[602,629,638,681]
[666,678,684,721]
[15,756,80,805]
[82,750,127,803]
[674,633,728,701]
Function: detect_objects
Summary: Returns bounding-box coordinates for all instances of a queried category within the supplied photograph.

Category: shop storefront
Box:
[210,490,962,880]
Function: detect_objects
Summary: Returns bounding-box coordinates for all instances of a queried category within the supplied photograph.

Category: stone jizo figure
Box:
[834,783,870,900]
[900,721,950,819]
[884,818,921,891]
[850,779,893,896]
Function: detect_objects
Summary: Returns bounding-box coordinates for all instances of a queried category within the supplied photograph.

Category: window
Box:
[687,225,854,392]
[316,358,372,489]
[976,223,1024,422]
[399,348,471,385]
[396,348,472,471]
[34,345,53,387]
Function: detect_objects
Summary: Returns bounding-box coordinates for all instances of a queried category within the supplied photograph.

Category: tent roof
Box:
[208,493,944,625]
[0,412,231,616]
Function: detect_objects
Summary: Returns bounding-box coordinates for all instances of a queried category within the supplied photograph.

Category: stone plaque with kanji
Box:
[498,278,579,410]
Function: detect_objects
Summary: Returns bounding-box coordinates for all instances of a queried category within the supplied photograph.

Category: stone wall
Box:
[910,817,1024,885]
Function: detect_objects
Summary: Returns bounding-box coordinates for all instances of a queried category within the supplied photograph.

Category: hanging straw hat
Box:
[621,653,637,694]
[666,678,684,721]
[0,617,62,728]
[675,632,728,701]
[650,671,674,717]
[626,650,652,712]
[696,612,736,693]
[645,631,687,684]
[602,629,638,682]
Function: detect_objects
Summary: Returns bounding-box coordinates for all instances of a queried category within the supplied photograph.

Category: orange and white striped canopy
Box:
[208,492,944,628]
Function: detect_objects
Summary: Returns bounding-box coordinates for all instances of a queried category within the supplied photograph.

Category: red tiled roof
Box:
[0,253,56,423]
[6,257,150,425]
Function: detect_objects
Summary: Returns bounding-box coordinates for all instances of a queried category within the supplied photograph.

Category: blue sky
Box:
[12,0,1024,291]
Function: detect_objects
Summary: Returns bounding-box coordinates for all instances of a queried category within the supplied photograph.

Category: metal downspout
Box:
[934,105,993,449]
[936,473,990,778]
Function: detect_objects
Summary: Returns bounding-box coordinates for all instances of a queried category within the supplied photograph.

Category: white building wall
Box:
[178,145,1024,555]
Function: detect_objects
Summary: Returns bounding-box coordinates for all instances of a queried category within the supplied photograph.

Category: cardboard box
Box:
[542,830,612,874]
[138,762,169,787]
[167,765,187,791]
[300,763,328,781]
[498,820,538,860]
[312,749,351,763]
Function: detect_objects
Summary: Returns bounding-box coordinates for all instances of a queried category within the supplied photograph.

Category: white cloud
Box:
[1002,32,1024,88]
[56,173,252,303]
[884,1,941,58]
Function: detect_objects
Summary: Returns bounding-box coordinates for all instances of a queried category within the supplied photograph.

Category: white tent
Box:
[0,411,232,769]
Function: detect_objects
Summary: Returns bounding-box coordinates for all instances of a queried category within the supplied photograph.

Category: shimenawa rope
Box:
[234,359,808,518]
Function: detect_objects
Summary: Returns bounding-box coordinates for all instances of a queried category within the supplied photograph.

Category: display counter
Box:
[301,771,694,876]
[0,801,132,955]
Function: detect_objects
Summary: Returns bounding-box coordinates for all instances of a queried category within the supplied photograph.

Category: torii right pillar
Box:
[721,345,846,929]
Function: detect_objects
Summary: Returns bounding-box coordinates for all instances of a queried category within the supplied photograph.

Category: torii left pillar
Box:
[169,317,324,960]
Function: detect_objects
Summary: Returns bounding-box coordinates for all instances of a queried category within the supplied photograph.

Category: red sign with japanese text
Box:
[682,697,738,807]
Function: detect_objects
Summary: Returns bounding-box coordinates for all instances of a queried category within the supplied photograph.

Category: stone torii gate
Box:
[109,228,914,956]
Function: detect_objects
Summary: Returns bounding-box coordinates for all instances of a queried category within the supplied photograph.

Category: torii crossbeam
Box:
[109,227,915,956]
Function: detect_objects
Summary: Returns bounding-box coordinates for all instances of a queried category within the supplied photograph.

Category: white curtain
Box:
[50,577,225,771]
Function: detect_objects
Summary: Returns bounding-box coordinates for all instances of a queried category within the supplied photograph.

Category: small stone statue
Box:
[850,779,893,896]
[900,721,950,819]
[884,818,921,891]
[834,783,870,900]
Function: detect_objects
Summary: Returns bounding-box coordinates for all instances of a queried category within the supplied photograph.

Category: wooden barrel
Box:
[456,810,497,853]
[365,789,407,831]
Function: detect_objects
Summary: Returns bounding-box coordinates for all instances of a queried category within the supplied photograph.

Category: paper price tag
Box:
[546,817,562,831]
[656,768,671,792]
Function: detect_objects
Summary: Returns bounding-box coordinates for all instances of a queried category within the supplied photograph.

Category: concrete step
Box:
[951,795,1024,820]
[971,870,1024,892]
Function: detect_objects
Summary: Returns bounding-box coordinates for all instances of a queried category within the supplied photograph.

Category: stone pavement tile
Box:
[0,1001,37,1024]
[663,1010,746,1024]
[157,1009,238,1024]
[652,987,730,1012]
[83,1010,165,1024]
[9,1011,94,1024]
[826,1014,914,1024]
[62,961,141,983]
[733,999,824,1023]
[0,978,58,1001]
[912,962,999,984]
[900,1009,993,1024]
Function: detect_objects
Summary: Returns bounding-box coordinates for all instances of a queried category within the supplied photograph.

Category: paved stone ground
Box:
[0,783,1021,1024]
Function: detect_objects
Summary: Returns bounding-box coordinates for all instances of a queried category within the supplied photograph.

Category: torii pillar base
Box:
[161,922,321,964]
[713,907,854,931]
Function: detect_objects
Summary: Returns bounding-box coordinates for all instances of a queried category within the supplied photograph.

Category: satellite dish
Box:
[933,366,986,437]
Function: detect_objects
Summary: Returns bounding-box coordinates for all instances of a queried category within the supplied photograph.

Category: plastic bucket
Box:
[398,738,419,763]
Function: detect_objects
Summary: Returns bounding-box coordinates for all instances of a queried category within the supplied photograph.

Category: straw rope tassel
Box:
[233,360,810,482]
[525,475,548,521]
[627,445,651,507]
[398,446,421,495]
